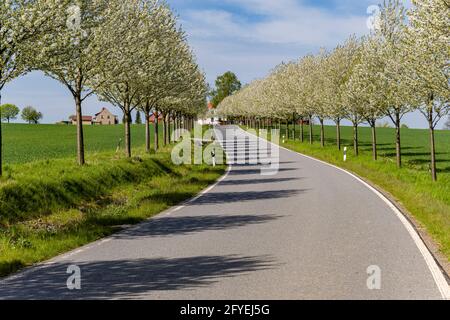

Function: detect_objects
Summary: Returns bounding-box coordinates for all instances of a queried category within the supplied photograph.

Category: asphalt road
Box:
[0,126,448,300]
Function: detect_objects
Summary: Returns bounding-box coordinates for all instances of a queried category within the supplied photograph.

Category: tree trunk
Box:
[292,113,296,141]
[285,120,289,140]
[0,91,3,176]
[336,120,341,150]
[154,109,159,152]
[179,114,182,140]
[371,123,377,161]
[162,113,167,146]
[353,123,359,156]
[320,118,325,147]
[300,119,304,143]
[174,114,178,142]
[75,93,85,165]
[395,112,402,168]
[309,115,313,144]
[428,112,437,181]
[124,104,131,158]
[168,113,172,144]
[145,106,151,153]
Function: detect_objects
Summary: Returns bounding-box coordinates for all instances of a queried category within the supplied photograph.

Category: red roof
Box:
[149,113,164,123]
[70,115,93,121]
[208,102,214,110]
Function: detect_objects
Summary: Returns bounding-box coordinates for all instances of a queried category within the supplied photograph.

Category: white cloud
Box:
[183,0,370,46]
[179,0,372,85]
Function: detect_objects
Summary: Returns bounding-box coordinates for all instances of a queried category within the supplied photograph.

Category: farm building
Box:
[93,108,119,125]
[198,102,220,125]
[149,113,164,123]
[69,108,118,125]
[69,115,94,126]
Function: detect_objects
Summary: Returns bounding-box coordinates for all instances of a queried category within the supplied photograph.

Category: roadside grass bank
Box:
[243,125,450,261]
[0,145,226,277]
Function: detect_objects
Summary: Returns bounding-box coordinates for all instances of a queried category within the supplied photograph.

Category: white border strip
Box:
[242,127,450,300]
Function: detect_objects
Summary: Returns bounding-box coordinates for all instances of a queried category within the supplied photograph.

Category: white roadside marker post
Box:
[344,147,347,162]
[211,148,216,167]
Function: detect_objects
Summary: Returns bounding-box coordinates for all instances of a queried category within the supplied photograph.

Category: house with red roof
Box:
[69,108,118,125]
[69,115,94,126]
[149,112,164,123]
[93,108,119,125]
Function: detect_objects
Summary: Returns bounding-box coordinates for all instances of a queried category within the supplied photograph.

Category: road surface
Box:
[0,126,448,300]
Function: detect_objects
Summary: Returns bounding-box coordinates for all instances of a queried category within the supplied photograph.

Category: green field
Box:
[246,124,450,261]
[2,123,155,165]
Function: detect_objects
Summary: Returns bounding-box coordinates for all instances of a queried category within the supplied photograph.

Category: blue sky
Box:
[3,0,435,128]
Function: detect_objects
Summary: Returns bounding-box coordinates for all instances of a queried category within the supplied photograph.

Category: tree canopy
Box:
[21,106,43,124]
[1,0,208,166]
[217,0,449,181]
[210,72,242,108]
[0,104,20,123]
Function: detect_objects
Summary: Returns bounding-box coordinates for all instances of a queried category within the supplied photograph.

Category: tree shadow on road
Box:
[228,168,298,175]
[0,255,277,300]
[114,214,282,239]
[192,189,307,205]
[218,177,302,186]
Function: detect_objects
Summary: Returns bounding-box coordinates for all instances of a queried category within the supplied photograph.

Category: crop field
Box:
[1,123,159,165]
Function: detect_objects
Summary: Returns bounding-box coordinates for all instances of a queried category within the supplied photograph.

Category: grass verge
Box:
[0,145,226,277]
